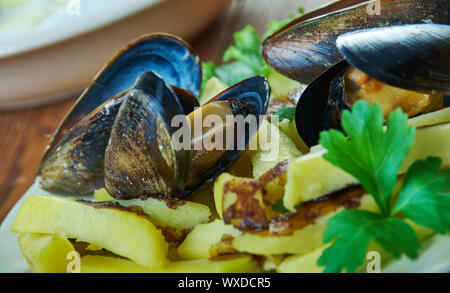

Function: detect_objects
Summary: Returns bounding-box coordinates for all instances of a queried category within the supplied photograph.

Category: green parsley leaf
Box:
[393,157,450,233]
[215,61,256,86]
[319,101,416,215]
[200,7,305,93]
[318,210,420,273]
[273,107,296,122]
[201,61,217,94]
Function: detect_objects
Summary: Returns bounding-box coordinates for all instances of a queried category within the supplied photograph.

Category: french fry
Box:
[214,173,235,219]
[11,195,168,268]
[178,219,242,260]
[93,187,211,243]
[214,160,289,222]
[232,191,379,256]
[93,188,114,202]
[267,70,302,100]
[18,233,75,273]
[80,255,259,273]
[277,221,434,273]
[278,119,310,154]
[284,122,450,211]
[117,196,211,243]
[199,77,228,105]
[249,119,301,178]
[277,247,326,273]
[407,107,450,127]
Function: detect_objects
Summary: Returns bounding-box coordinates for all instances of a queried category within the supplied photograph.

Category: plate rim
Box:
[0,0,164,59]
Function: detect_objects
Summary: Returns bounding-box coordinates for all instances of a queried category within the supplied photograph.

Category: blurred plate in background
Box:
[0,0,230,110]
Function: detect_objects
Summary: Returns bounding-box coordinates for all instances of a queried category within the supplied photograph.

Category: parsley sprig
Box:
[317,100,450,273]
[201,8,304,94]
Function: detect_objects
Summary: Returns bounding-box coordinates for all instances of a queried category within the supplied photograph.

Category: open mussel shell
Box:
[295,60,351,147]
[262,0,450,84]
[207,76,270,117]
[171,85,201,114]
[337,24,450,92]
[183,76,271,196]
[105,71,190,199]
[38,84,199,195]
[38,91,128,194]
[43,33,201,163]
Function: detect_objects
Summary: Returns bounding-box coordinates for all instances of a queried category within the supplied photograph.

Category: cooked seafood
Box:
[294,24,449,146]
[38,33,270,198]
[262,0,449,84]
[263,0,449,146]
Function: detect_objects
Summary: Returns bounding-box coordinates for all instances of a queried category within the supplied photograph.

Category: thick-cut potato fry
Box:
[221,176,268,231]
[11,195,168,268]
[92,188,211,242]
[214,173,235,219]
[268,70,302,100]
[80,255,259,273]
[214,160,289,222]
[284,122,450,211]
[407,107,450,128]
[18,233,75,273]
[278,119,310,154]
[188,183,218,220]
[277,221,434,273]
[249,119,301,178]
[262,255,285,272]
[199,77,228,105]
[178,219,242,260]
[232,192,378,255]
[93,188,114,202]
[400,122,450,170]
[117,196,210,243]
[277,247,326,273]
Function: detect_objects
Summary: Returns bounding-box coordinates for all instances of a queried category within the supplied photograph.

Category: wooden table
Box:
[0,0,329,223]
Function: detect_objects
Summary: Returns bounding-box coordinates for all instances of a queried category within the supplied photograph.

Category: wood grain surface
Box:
[0,0,331,223]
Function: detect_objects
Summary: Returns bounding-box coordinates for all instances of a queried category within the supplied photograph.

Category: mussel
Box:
[105,73,269,199]
[295,24,449,146]
[263,0,450,84]
[38,33,270,199]
[262,0,450,146]
[39,33,202,194]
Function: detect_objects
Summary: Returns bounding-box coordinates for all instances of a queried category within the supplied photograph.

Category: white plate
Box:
[0,0,163,58]
[0,0,230,110]
[0,181,449,273]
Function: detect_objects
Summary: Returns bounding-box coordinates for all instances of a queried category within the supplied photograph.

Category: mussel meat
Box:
[295,24,449,146]
[263,0,449,146]
[39,33,202,194]
[38,33,270,199]
[262,0,450,84]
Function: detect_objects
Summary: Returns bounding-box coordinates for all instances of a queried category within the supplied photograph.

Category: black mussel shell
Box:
[38,91,128,194]
[183,76,271,196]
[43,33,201,163]
[105,71,190,199]
[263,0,450,84]
[295,60,350,147]
[337,24,450,92]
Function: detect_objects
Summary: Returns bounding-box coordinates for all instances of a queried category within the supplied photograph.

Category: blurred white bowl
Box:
[0,0,230,110]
